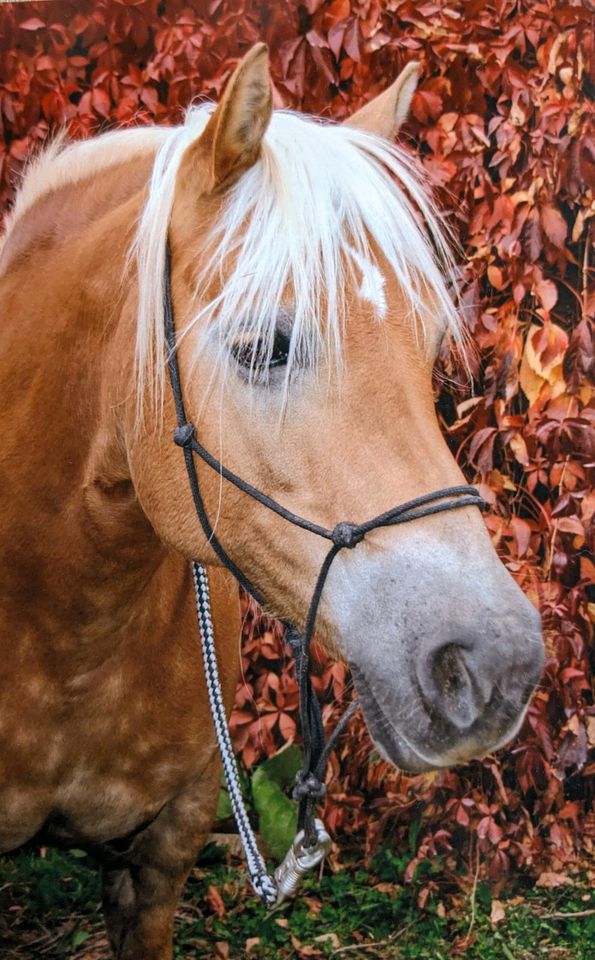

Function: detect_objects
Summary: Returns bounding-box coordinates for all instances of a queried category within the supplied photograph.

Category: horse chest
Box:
[0,617,214,852]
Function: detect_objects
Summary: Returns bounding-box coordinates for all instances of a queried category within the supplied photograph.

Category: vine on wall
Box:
[0,0,592,884]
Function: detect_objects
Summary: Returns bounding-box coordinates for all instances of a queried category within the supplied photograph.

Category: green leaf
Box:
[476,881,492,912]
[215,763,251,822]
[251,750,301,861]
[258,745,302,789]
[71,929,89,949]
[215,786,233,822]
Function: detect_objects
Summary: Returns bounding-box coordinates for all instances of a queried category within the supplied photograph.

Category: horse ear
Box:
[344,61,420,139]
[197,43,273,190]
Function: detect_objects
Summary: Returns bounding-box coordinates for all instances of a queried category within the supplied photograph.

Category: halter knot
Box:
[331,521,364,549]
[173,422,195,448]
[292,770,326,803]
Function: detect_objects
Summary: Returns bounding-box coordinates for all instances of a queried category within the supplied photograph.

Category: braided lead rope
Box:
[192,561,278,907]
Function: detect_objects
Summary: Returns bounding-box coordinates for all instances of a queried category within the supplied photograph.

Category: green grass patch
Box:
[0,844,592,958]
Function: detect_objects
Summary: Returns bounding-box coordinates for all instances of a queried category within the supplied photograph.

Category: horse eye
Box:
[268,331,290,367]
[232,330,290,372]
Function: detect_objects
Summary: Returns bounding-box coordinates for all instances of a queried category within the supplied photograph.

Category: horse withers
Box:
[0,44,544,960]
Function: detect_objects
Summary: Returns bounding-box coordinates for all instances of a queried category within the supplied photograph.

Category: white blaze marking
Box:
[349,247,387,318]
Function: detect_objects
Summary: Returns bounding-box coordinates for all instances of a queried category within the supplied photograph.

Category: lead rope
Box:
[192,562,278,907]
[193,560,348,906]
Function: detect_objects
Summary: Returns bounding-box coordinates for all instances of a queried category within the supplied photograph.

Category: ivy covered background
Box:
[0,0,592,894]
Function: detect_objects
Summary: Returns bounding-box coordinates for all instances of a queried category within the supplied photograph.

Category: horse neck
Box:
[0,160,173,665]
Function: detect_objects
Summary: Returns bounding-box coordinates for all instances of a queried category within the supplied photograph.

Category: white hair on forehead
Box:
[132,104,463,414]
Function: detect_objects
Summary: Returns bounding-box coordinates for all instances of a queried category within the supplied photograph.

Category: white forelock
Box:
[132,105,463,413]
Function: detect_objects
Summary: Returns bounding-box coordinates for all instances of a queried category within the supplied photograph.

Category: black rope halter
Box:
[163,242,486,846]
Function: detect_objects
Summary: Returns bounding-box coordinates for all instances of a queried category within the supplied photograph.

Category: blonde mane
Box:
[5,107,464,412]
[2,125,171,248]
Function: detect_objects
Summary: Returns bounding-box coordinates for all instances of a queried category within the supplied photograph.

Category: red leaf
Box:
[305,30,328,49]
[487,265,506,290]
[92,87,111,119]
[540,205,567,248]
[411,89,442,123]
[327,23,346,60]
[20,17,46,30]
[206,885,226,919]
[35,56,55,73]
[535,279,558,312]
[511,516,531,557]
[469,427,498,473]
[343,19,361,62]
[278,712,296,740]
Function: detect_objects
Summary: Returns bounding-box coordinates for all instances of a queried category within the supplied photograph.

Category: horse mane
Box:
[2,125,169,247]
[4,106,465,415]
[132,104,465,414]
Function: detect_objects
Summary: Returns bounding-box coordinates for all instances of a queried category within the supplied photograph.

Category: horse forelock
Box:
[132,105,466,418]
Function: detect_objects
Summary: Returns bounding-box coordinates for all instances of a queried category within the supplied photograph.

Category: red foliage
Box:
[0,0,592,883]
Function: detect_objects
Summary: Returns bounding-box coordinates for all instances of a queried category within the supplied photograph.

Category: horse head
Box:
[127,44,544,775]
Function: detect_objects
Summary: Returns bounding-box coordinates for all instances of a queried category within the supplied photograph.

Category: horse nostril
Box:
[431,643,468,697]
[419,642,484,732]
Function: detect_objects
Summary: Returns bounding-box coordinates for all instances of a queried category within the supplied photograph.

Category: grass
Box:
[0,843,593,959]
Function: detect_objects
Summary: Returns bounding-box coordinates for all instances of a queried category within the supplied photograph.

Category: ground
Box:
[0,842,593,959]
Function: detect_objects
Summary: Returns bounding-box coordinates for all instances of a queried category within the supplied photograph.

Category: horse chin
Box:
[363,714,439,775]
[353,664,531,776]
[352,665,443,775]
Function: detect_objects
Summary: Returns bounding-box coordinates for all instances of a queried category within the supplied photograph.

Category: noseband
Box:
[163,243,485,905]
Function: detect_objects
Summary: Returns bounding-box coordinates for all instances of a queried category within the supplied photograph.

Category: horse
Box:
[0,43,544,960]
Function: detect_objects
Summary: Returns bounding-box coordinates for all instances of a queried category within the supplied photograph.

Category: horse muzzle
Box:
[327,536,545,774]
[351,630,544,774]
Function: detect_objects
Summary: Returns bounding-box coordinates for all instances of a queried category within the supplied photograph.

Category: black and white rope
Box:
[192,561,278,908]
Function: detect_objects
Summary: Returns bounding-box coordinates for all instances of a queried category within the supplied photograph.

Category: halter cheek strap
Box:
[163,242,486,905]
